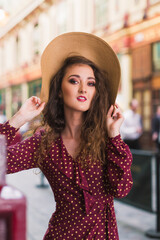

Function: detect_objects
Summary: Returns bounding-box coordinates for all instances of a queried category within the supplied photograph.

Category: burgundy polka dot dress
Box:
[0,122,133,240]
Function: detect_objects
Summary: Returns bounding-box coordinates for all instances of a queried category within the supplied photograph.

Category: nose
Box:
[78,83,87,94]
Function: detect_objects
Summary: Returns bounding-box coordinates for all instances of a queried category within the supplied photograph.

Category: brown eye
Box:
[69,79,78,84]
[88,81,96,86]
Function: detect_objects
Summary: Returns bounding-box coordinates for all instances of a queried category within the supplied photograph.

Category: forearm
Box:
[9,96,45,129]
[9,110,27,129]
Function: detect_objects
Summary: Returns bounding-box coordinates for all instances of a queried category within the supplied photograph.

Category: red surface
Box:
[0,184,26,240]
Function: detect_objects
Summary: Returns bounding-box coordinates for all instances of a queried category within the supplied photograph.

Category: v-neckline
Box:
[60,135,77,160]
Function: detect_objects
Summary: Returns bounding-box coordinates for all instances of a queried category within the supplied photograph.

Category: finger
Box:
[31,96,38,101]
[32,96,41,107]
[114,103,119,108]
[31,96,40,102]
[112,105,123,118]
[112,113,123,122]
[109,105,118,119]
[112,108,119,117]
[115,111,123,120]
[36,97,41,105]
[107,105,114,117]
[37,102,45,111]
[40,102,45,110]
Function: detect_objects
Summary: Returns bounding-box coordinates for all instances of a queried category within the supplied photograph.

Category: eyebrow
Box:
[68,74,96,80]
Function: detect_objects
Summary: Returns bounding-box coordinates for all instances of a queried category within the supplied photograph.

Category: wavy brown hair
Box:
[37,56,111,168]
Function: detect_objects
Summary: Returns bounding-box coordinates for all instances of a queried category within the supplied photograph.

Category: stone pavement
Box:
[6,169,157,240]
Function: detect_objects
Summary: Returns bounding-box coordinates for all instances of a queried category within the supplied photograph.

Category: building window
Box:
[152,42,160,72]
[132,45,151,80]
[94,0,108,28]
[28,79,41,98]
[11,85,22,116]
[33,23,40,56]
[16,35,20,66]
[152,89,160,113]
[143,89,151,131]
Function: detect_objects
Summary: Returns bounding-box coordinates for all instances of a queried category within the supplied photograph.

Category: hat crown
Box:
[40,32,121,104]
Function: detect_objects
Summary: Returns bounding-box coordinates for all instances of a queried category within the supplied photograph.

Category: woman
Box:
[0,32,133,239]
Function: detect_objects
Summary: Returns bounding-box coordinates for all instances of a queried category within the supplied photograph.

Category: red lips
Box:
[77,96,87,102]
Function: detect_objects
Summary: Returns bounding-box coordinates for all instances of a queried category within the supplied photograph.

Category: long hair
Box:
[38,55,111,168]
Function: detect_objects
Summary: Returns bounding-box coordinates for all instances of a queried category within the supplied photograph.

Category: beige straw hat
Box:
[40,32,121,104]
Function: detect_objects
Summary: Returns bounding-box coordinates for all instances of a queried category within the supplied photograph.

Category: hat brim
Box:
[40,32,121,104]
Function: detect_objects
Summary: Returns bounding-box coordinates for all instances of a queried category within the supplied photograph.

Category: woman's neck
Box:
[62,110,83,140]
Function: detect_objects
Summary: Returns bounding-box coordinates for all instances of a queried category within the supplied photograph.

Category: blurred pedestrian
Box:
[120,98,143,149]
[0,32,133,240]
[152,105,160,151]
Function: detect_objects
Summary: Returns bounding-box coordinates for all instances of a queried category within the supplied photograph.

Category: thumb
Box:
[37,102,45,113]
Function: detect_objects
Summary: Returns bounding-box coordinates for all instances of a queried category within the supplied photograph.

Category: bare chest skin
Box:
[62,137,80,159]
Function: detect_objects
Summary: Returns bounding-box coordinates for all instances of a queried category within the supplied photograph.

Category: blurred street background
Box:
[0,0,160,150]
[0,0,160,239]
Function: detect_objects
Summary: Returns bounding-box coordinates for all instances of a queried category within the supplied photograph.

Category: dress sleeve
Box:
[0,121,41,174]
[0,121,20,145]
[105,134,133,198]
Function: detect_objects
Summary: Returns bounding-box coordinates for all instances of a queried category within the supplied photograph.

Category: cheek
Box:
[89,90,96,105]
[61,84,75,100]
[91,89,96,99]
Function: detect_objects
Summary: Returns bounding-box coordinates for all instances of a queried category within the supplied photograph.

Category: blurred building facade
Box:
[0,0,160,149]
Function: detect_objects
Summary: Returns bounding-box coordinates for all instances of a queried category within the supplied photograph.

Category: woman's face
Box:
[60,64,96,113]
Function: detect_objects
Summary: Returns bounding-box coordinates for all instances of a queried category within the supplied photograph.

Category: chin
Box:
[72,107,88,113]
[78,106,90,112]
